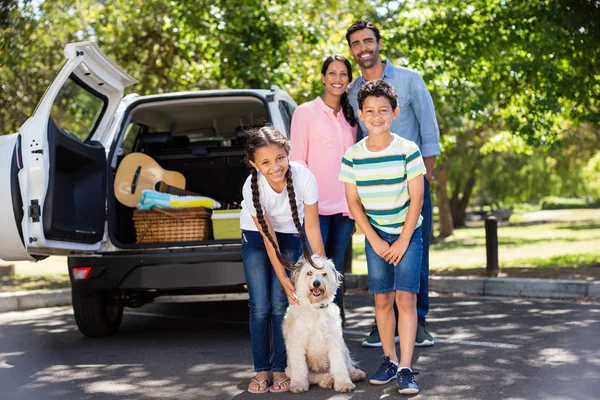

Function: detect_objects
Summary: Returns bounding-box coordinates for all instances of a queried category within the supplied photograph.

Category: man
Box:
[346,21,440,348]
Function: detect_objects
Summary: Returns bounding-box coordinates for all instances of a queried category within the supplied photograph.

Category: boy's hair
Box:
[244,126,317,269]
[345,20,381,47]
[357,80,398,110]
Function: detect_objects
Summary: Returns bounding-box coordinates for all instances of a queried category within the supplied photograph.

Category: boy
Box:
[346,20,439,348]
[339,80,424,395]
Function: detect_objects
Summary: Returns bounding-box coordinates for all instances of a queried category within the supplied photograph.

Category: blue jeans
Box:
[319,213,355,303]
[385,179,432,329]
[242,230,301,372]
[365,227,422,294]
[417,179,432,323]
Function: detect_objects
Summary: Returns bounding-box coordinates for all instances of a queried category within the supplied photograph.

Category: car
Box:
[0,41,337,337]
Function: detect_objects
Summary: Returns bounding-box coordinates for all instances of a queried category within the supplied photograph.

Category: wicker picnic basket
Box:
[132,207,213,243]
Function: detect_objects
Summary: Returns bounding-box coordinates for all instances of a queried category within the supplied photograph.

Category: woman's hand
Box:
[371,237,391,258]
[281,276,299,306]
[382,236,409,266]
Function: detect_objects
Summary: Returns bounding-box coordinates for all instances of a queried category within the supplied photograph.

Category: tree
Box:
[373,0,600,232]
[1,0,367,134]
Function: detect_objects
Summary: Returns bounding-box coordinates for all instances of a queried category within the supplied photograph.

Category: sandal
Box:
[269,377,291,393]
[248,378,271,394]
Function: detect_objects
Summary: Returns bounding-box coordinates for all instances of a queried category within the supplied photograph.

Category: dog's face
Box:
[290,255,341,306]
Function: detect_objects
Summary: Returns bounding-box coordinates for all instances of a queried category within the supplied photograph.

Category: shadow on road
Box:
[0,293,599,399]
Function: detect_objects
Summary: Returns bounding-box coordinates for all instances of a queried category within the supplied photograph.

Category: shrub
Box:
[539,197,600,210]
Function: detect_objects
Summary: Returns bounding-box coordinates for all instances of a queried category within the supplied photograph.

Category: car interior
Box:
[107,95,271,248]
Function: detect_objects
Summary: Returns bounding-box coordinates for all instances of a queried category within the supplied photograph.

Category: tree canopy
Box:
[1,0,599,231]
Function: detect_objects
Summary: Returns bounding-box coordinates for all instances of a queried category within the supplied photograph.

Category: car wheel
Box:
[72,289,123,337]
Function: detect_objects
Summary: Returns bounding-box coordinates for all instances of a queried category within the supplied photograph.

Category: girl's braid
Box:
[251,169,292,269]
[285,168,320,269]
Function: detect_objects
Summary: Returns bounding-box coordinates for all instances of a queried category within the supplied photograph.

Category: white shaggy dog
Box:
[283,255,366,393]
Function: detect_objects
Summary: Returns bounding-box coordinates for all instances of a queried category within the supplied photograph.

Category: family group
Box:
[239,20,440,395]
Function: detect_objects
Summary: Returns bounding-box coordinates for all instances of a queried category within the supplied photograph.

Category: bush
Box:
[539,197,600,210]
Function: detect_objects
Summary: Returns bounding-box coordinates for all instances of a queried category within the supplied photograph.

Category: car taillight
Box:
[72,266,92,280]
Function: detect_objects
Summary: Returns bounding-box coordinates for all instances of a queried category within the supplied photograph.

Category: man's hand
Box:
[382,236,409,266]
[370,237,391,258]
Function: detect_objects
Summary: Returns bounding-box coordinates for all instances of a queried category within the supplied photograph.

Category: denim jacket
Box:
[348,60,441,158]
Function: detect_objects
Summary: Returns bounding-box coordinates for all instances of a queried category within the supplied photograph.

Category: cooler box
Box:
[212,209,242,239]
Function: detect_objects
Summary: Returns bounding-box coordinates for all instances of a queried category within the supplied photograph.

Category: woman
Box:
[290,55,358,304]
[241,126,325,393]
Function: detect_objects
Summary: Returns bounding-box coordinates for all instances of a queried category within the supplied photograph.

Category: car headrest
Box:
[235,125,266,139]
[138,132,170,144]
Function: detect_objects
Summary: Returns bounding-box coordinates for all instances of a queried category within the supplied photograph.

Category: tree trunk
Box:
[436,165,453,238]
[451,171,477,227]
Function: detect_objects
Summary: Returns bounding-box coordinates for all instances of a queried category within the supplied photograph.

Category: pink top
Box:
[290,97,358,216]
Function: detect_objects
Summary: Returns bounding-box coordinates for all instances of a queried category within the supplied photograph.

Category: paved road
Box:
[1,292,599,400]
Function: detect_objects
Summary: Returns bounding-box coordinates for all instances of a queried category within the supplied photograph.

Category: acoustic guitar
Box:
[114,152,196,207]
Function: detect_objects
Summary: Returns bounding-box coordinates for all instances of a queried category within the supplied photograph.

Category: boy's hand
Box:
[371,237,391,258]
[383,236,409,266]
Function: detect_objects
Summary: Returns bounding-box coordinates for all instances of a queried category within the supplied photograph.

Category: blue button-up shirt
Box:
[348,60,441,158]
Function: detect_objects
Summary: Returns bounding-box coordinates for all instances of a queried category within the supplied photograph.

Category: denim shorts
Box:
[365,226,422,294]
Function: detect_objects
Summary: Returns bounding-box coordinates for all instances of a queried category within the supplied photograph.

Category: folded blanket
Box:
[136,190,221,210]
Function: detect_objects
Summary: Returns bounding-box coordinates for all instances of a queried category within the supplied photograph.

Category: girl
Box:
[290,55,358,306]
[240,126,325,394]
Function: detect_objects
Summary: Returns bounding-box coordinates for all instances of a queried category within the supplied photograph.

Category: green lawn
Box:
[351,210,600,275]
[3,210,599,289]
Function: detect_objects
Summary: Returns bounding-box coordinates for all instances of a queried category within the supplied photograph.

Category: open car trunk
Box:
[107,94,271,249]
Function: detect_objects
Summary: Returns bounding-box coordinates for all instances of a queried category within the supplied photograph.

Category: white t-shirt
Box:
[240,162,319,234]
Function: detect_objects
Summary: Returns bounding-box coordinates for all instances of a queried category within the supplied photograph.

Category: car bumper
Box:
[68,245,245,294]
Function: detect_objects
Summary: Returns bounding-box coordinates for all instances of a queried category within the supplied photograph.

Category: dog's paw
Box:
[350,368,367,382]
[289,380,309,393]
[334,380,355,393]
[318,375,334,389]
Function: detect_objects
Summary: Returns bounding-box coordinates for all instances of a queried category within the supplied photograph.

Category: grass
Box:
[351,211,600,279]
[1,274,70,292]
[2,210,599,290]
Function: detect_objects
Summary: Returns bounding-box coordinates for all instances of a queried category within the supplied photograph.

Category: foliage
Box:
[0,0,367,135]
[475,123,600,207]
[380,0,600,146]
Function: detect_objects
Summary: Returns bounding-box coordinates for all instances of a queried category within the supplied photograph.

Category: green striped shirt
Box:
[339,134,425,234]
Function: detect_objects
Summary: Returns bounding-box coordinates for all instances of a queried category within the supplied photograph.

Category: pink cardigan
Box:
[290,97,358,216]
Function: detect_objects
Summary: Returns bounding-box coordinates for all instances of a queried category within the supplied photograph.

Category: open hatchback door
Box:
[0,41,136,261]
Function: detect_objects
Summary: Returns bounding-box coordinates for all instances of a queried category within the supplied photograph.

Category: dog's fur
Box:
[282,255,366,393]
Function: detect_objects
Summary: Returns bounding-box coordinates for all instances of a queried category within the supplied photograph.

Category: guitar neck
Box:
[155,181,198,197]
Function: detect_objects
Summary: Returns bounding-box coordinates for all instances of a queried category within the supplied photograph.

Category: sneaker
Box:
[397,368,420,395]
[415,321,434,347]
[369,356,398,385]
[362,326,400,348]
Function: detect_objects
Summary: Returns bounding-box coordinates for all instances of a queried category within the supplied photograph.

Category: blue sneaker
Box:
[369,356,398,385]
[397,368,420,395]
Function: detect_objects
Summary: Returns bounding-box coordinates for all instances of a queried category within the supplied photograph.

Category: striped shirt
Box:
[339,134,425,234]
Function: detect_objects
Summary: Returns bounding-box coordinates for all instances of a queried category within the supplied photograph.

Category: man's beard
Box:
[355,50,380,69]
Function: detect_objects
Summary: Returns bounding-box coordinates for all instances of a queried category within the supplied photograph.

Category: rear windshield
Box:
[49,74,107,142]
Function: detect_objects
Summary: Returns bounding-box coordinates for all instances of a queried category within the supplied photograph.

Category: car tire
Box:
[72,289,123,337]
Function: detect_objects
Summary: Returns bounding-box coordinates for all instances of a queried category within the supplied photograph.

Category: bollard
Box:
[485,216,499,277]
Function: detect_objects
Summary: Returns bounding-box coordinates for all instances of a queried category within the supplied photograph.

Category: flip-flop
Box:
[248,378,271,394]
[269,377,291,393]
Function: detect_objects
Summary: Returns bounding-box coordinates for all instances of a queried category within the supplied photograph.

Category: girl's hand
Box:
[371,237,391,258]
[382,237,409,266]
[281,277,299,305]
